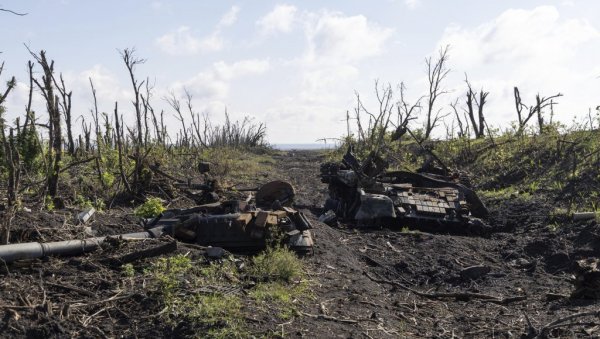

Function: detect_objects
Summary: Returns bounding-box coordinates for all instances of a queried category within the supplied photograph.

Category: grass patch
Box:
[144,248,309,337]
[146,255,246,338]
[248,247,311,319]
[249,247,304,282]
[250,281,309,319]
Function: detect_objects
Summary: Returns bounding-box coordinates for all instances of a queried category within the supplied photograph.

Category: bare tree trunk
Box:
[21,61,34,142]
[424,46,450,140]
[166,91,190,147]
[114,102,132,193]
[3,128,21,206]
[53,74,74,155]
[29,50,62,197]
[514,86,562,136]
[120,48,145,191]
[464,76,488,138]
[89,78,106,189]
[0,64,18,208]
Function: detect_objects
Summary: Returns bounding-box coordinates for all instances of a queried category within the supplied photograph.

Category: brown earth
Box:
[0,150,599,338]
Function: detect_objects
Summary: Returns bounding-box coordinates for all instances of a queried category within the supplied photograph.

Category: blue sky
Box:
[1,0,599,143]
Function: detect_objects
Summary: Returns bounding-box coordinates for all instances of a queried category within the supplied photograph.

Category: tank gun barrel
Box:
[0,226,167,263]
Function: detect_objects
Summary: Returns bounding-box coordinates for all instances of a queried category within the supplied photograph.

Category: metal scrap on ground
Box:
[152,179,313,253]
[320,147,490,235]
[0,179,313,263]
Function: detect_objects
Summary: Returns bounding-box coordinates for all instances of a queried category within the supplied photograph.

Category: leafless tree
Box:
[183,89,208,148]
[52,73,74,154]
[391,82,420,141]
[513,87,563,135]
[88,78,107,188]
[120,48,147,190]
[465,76,489,139]
[141,80,163,145]
[0,62,16,105]
[450,98,469,138]
[0,62,19,208]
[165,91,189,147]
[28,50,62,197]
[352,80,397,154]
[114,102,132,193]
[424,45,451,140]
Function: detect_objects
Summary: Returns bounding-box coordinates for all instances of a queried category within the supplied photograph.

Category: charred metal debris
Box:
[0,178,313,263]
[150,179,314,253]
[320,147,490,235]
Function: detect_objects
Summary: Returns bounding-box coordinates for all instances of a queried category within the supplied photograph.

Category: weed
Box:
[250,281,308,319]
[121,263,135,277]
[74,194,94,209]
[146,255,248,338]
[249,247,304,282]
[134,197,165,218]
[44,195,55,211]
[527,180,540,193]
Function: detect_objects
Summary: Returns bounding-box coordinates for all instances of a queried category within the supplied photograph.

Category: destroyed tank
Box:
[320,148,490,235]
[0,180,314,263]
[147,180,313,253]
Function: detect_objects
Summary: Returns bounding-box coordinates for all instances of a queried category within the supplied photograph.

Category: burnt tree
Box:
[0,62,19,207]
[53,73,74,155]
[514,87,562,135]
[465,77,489,139]
[30,50,62,197]
[424,45,451,140]
[391,82,420,141]
[120,48,146,191]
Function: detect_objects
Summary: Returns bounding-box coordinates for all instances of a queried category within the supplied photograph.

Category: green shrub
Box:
[134,197,165,218]
[249,247,304,282]
[44,195,55,211]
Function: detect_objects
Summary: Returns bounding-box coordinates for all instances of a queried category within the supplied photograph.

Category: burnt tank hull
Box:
[321,150,489,235]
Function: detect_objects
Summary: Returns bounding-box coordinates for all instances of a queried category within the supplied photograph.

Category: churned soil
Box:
[273,150,600,338]
[0,149,598,338]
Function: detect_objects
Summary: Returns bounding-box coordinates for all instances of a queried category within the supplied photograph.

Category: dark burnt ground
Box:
[273,150,600,338]
[0,149,598,338]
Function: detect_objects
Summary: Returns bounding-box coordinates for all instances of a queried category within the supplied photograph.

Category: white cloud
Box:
[405,0,421,10]
[257,4,297,34]
[78,64,123,100]
[219,5,240,27]
[156,6,241,55]
[305,11,394,64]
[258,10,394,142]
[173,59,270,100]
[212,59,270,80]
[436,5,600,129]
[156,26,205,55]
[440,6,598,67]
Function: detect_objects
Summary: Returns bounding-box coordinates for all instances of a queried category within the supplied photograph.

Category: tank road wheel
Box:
[256,180,295,208]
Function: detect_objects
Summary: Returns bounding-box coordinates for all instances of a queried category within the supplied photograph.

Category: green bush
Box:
[134,197,165,218]
[249,247,304,282]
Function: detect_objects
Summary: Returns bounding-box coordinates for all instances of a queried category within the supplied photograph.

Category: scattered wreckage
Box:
[0,180,313,263]
[153,180,313,253]
[320,147,490,235]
